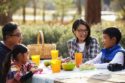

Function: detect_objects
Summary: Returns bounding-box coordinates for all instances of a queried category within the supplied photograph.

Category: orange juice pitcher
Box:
[75,52,83,67]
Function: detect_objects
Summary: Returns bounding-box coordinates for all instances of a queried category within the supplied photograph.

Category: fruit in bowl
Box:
[44,60,51,67]
[62,62,75,71]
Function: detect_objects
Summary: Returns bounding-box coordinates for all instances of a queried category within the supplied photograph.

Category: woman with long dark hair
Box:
[2,44,42,83]
[67,19,100,62]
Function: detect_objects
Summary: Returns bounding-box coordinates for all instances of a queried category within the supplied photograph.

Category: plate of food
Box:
[79,64,95,71]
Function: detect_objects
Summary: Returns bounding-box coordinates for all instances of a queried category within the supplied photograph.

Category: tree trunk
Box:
[41,0,46,22]
[42,5,45,22]
[85,0,101,26]
[33,0,37,23]
[61,12,64,23]
[61,5,65,23]
[0,12,12,25]
[76,0,82,17]
[22,4,26,23]
[0,2,12,25]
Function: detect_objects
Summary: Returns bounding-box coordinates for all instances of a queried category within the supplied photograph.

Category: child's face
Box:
[18,52,29,64]
[102,34,116,48]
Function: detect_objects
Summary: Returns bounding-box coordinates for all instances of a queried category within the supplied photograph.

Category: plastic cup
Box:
[75,53,83,67]
[51,59,61,73]
[51,50,59,59]
[31,55,40,66]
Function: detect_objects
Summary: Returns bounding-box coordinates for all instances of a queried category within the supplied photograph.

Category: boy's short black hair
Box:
[2,23,18,40]
[103,27,121,44]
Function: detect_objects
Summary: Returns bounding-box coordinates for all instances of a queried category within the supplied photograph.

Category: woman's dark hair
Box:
[103,27,121,44]
[72,19,91,46]
[2,22,18,40]
[2,44,28,83]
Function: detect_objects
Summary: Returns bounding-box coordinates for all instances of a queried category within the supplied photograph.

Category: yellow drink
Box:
[31,55,40,66]
[51,50,59,59]
[75,53,83,67]
[51,59,61,73]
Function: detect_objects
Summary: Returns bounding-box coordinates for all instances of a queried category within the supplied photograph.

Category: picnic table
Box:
[26,61,125,83]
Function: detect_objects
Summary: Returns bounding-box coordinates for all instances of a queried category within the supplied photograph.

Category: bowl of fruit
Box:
[62,61,75,71]
[61,57,75,71]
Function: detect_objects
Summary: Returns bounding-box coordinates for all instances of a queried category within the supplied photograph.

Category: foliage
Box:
[111,0,125,20]
[0,0,29,14]
[0,3,8,14]
[0,21,125,57]
[53,0,74,22]
[91,21,125,48]
[20,24,73,57]
[57,28,73,57]
[53,0,73,11]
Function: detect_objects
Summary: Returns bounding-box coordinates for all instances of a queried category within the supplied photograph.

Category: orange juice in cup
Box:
[31,55,40,66]
[51,50,59,59]
[51,59,61,73]
[75,52,83,68]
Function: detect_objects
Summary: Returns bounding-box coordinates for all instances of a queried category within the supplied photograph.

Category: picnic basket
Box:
[27,31,56,59]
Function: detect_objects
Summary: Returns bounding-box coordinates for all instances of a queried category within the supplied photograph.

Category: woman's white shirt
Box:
[78,42,85,52]
[85,52,124,69]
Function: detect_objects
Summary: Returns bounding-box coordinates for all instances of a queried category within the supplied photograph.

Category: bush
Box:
[0,21,125,57]
[91,21,125,48]
[20,24,73,57]
[21,24,66,44]
[57,28,73,57]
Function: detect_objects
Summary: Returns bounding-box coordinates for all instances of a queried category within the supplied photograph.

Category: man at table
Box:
[0,22,22,82]
[85,27,125,70]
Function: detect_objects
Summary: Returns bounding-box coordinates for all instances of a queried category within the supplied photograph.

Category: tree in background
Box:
[41,0,46,22]
[37,0,47,22]
[0,1,12,25]
[103,0,111,11]
[75,0,82,17]
[53,0,73,23]
[111,0,125,20]
[33,0,37,23]
[22,0,26,23]
[85,0,101,26]
[0,0,29,25]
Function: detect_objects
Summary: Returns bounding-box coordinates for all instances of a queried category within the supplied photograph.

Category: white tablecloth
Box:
[26,61,125,83]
